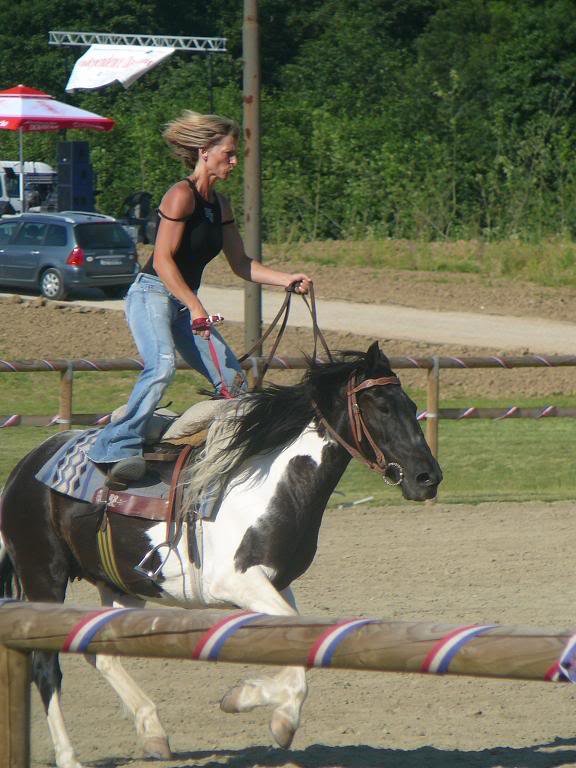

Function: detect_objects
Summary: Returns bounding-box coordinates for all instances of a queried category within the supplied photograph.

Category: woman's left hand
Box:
[287,274,312,294]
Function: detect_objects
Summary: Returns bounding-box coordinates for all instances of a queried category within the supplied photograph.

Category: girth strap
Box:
[97,521,131,594]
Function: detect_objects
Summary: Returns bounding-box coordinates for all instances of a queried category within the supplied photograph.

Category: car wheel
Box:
[102,286,128,299]
[40,268,67,300]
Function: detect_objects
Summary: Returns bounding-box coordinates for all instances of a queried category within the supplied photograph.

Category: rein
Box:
[239,282,333,389]
[313,373,404,486]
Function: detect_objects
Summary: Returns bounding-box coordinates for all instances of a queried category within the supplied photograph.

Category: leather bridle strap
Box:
[347,375,400,468]
[238,289,292,388]
[239,282,334,390]
[312,401,383,473]
[298,283,333,365]
[313,373,403,481]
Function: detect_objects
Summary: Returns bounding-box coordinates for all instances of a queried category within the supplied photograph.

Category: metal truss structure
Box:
[48,31,226,52]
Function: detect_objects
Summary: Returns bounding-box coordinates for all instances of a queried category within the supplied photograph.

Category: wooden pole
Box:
[58,362,73,432]
[0,645,31,768]
[3,354,576,374]
[0,602,575,685]
[426,355,440,459]
[243,0,263,355]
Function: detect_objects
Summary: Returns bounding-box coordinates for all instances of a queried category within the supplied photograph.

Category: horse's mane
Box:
[182,348,393,507]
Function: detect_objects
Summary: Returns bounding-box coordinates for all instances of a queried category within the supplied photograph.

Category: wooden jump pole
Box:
[0,644,31,768]
[1,601,576,685]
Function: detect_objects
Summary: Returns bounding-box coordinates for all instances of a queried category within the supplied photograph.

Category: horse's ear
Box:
[366,341,384,367]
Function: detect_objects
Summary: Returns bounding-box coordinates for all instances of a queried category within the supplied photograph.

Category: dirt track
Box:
[30,500,576,768]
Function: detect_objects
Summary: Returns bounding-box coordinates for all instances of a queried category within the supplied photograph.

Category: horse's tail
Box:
[0,532,22,600]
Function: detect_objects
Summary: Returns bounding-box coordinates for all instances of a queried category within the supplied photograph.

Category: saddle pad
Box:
[35,430,171,504]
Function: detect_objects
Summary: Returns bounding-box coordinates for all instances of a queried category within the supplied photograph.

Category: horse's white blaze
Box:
[144,424,329,607]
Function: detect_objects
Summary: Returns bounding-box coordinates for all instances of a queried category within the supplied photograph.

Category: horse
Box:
[0,341,442,768]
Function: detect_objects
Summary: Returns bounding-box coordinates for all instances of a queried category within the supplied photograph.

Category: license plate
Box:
[100,258,123,265]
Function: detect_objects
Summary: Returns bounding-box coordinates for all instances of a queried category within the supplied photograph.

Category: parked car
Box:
[0,211,140,300]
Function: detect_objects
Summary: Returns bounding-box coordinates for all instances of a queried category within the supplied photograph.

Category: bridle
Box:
[238,284,404,485]
[312,373,405,486]
[239,282,333,390]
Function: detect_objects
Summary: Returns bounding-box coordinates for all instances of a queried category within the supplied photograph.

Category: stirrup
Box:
[134,542,173,581]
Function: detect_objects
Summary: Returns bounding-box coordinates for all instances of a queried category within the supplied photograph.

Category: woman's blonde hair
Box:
[163,110,240,169]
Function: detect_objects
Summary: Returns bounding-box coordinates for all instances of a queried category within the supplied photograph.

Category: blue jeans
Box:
[88,273,247,464]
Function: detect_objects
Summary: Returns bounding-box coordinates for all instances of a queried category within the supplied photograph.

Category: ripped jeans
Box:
[88,273,247,464]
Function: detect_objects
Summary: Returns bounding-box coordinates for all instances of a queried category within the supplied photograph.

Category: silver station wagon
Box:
[0,211,140,300]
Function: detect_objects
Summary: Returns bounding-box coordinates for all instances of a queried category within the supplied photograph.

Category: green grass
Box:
[0,370,209,416]
[264,237,576,287]
[1,374,575,505]
[332,418,576,507]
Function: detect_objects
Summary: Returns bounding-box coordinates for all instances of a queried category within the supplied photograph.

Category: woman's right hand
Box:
[286,274,312,294]
[190,306,212,339]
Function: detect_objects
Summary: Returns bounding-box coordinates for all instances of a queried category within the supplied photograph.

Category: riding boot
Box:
[104,456,146,489]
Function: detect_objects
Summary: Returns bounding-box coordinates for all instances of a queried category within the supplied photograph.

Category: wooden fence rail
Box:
[1,600,576,767]
[2,355,576,458]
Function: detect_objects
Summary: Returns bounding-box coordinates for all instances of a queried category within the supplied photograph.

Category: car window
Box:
[0,221,19,244]
[14,222,48,246]
[5,175,20,198]
[75,222,132,249]
[45,224,68,247]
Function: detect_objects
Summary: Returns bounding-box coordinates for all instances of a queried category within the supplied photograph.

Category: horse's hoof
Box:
[142,736,172,760]
[270,711,296,749]
[220,684,255,713]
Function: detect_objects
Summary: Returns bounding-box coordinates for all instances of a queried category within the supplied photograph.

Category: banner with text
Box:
[66,45,175,92]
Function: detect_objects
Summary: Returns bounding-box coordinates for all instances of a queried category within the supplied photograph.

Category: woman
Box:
[89,110,311,485]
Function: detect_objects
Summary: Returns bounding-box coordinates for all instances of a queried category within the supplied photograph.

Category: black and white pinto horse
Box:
[0,342,442,768]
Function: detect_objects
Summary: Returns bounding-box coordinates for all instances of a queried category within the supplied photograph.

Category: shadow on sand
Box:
[90,736,576,768]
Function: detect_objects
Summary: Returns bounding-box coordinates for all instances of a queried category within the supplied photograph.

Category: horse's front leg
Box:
[213,569,307,749]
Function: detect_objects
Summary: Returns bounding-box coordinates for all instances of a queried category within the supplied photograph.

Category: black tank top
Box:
[142,180,223,291]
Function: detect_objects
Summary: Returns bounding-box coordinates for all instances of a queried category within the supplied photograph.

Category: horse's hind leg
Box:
[34,650,82,768]
[2,483,83,767]
[21,573,82,767]
[216,573,307,749]
[83,585,172,760]
[19,573,82,768]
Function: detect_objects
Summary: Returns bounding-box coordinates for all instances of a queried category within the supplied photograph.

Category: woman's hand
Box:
[287,274,312,295]
[190,306,211,339]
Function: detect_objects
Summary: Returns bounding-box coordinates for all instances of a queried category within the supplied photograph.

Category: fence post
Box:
[426,356,440,459]
[247,359,263,391]
[58,362,74,432]
[0,645,31,768]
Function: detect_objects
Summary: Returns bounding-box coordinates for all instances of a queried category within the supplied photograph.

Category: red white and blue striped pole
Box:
[1,601,576,684]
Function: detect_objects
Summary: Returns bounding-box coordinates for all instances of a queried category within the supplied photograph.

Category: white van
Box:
[0,161,58,214]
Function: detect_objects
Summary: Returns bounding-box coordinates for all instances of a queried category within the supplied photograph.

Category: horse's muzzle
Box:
[402,464,443,501]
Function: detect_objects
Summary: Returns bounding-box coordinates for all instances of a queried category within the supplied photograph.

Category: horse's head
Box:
[311,341,442,501]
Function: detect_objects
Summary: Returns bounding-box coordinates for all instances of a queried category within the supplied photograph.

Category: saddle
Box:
[93,399,229,580]
[95,398,228,516]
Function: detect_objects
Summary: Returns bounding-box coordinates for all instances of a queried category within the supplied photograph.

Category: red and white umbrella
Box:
[0,84,115,210]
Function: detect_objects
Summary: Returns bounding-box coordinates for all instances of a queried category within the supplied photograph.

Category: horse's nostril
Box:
[417,472,435,487]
